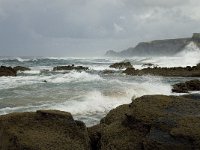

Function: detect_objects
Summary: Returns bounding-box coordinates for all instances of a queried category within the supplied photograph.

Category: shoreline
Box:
[1,93,200,149]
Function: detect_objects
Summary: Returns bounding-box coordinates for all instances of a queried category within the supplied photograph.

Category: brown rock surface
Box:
[109,61,133,69]
[123,64,200,77]
[172,79,200,93]
[0,110,90,150]
[0,66,17,77]
[89,95,200,150]
[53,65,89,71]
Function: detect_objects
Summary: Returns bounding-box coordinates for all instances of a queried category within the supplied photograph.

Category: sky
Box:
[0,0,200,57]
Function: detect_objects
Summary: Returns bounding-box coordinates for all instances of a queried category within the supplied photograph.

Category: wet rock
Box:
[89,95,200,149]
[142,63,158,68]
[101,70,115,74]
[13,66,31,72]
[109,61,133,69]
[0,66,17,76]
[172,79,200,93]
[0,110,90,150]
[53,65,89,71]
[43,80,48,83]
[123,64,200,77]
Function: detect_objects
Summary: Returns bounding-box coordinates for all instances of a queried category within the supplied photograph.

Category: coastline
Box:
[0,60,200,149]
[1,94,200,149]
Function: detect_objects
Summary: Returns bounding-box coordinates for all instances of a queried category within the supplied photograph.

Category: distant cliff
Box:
[105,33,200,57]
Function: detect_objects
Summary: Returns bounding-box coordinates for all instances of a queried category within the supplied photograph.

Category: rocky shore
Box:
[123,63,200,77]
[1,94,200,150]
[172,79,200,93]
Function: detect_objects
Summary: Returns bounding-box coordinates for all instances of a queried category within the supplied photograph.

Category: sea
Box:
[0,42,200,126]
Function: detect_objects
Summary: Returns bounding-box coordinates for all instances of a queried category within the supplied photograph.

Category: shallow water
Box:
[0,43,200,126]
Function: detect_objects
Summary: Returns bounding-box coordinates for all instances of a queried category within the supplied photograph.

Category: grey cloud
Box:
[0,0,199,56]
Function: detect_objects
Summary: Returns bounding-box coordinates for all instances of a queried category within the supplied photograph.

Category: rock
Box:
[0,66,17,77]
[53,65,89,71]
[109,61,133,69]
[172,79,200,93]
[0,110,90,150]
[13,66,31,72]
[43,80,48,83]
[197,63,200,69]
[142,63,158,68]
[89,95,200,149]
[123,64,200,77]
[1,95,200,149]
[101,70,115,74]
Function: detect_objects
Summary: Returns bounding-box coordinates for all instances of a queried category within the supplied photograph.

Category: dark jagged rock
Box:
[172,79,200,93]
[0,66,17,76]
[89,95,200,150]
[123,64,200,77]
[13,66,31,72]
[109,61,133,69]
[0,110,90,150]
[53,65,89,71]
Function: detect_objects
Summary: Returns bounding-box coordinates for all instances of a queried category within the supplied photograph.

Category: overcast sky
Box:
[0,0,200,57]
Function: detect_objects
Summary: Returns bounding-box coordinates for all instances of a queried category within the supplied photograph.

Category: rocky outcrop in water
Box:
[105,33,200,57]
[89,95,200,149]
[0,110,90,150]
[142,63,159,68]
[101,70,115,74]
[13,66,31,72]
[0,66,17,76]
[109,61,132,69]
[53,65,89,71]
[172,79,200,93]
[123,64,200,77]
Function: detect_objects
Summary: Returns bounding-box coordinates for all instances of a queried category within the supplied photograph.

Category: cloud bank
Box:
[0,0,200,56]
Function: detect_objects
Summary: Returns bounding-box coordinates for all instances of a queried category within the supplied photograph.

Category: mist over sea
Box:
[0,42,200,126]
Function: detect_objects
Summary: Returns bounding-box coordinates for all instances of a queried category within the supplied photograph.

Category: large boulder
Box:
[89,95,200,149]
[0,66,17,77]
[172,79,200,93]
[13,66,31,72]
[109,61,133,69]
[53,65,89,71]
[0,110,90,150]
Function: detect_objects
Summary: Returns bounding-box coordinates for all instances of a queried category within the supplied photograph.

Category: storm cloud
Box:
[0,0,200,56]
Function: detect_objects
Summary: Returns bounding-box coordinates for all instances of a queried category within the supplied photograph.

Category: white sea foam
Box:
[49,71,103,83]
[48,76,171,117]
[0,71,103,90]
[146,42,200,68]
[51,91,128,113]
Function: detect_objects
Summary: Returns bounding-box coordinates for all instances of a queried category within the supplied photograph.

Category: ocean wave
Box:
[0,57,38,62]
[48,71,103,83]
[0,71,103,90]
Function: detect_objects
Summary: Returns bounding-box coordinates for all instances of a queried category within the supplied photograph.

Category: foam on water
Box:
[49,71,103,83]
[0,54,199,125]
[147,42,200,68]
[0,71,103,90]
